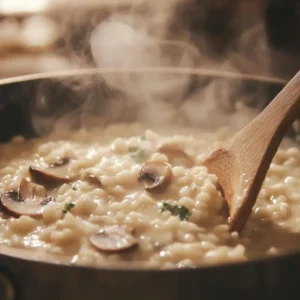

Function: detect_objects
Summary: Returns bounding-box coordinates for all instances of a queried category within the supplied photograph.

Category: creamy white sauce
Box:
[0,123,299,268]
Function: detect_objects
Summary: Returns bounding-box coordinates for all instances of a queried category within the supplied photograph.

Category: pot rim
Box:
[0,243,298,273]
[0,67,288,86]
[0,67,294,273]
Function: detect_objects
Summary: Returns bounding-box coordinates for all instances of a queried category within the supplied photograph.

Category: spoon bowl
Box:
[202,71,300,232]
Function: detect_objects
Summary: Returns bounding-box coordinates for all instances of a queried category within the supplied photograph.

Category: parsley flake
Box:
[129,146,139,153]
[71,183,78,191]
[129,146,149,163]
[62,202,75,214]
[161,202,191,221]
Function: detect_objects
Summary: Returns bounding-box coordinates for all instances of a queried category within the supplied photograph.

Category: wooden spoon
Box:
[202,71,300,233]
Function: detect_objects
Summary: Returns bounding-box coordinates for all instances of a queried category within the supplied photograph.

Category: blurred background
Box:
[0,0,299,80]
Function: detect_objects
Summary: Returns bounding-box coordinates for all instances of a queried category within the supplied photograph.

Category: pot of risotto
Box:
[0,68,299,300]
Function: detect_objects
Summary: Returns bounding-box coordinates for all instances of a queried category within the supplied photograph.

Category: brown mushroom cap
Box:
[29,157,75,186]
[90,225,138,253]
[138,160,172,192]
[0,178,54,217]
[158,144,194,168]
[49,157,71,168]
[84,174,102,187]
[19,177,46,199]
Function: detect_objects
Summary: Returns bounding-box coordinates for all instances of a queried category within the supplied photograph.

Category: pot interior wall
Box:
[0,71,290,143]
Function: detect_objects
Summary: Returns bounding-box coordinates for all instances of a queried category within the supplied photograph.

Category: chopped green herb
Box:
[129,146,149,163]
[178,206,192,221]
[62,202,75,214]
[71,183,78,191]
[129,146,139,153]
[133,149,149,162]
[161,202,191,221]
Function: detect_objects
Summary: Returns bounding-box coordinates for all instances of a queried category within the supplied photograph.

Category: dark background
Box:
[0,0,300,80]
[174,0,300,79]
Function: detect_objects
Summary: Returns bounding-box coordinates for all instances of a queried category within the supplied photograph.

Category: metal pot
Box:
[0,68,299,300]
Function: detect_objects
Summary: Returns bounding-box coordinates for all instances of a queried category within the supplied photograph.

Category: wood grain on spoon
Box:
[202,71,300,233]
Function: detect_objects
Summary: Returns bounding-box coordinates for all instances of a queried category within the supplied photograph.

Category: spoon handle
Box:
[251,71,300,135]
[225,71,300,232]
[231,71,300,148]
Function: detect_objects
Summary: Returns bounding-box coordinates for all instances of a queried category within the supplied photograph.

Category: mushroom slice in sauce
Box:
[158,144,194,168]
[49,157,71,168]
[0,178,54,217]
[84,174,102,187]
[138,160,172,192]
[19,177,46,199]
[90,225,138,253]
[29,157,74,186]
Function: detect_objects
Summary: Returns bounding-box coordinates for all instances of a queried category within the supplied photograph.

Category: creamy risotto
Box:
[0,123,299,269]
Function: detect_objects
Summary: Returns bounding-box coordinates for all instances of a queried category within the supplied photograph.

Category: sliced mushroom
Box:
[0,178,54,217]
[90,225,138,253]
[84,174,102,187]
[19,177,46,199]
[29,157,74,186]
[138,160,172,192]
[49,157,71,168]
[158,144,194,168]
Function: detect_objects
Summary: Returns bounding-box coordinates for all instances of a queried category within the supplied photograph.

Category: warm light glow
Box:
[0,0,146,13]
[0,0,49,14]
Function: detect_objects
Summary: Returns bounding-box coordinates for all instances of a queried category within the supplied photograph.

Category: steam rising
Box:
[31,1,281,136]
[88,13,199,125]
[88,3,265,131]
